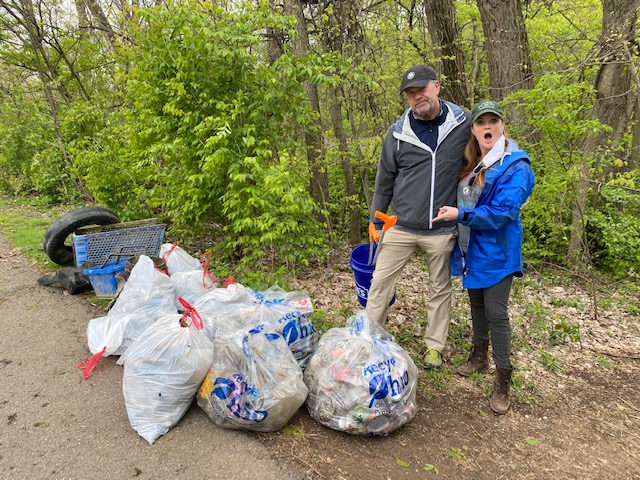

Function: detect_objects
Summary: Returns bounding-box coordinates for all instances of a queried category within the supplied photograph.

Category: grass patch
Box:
[549,296,583,309]
[539,349,563,374]
[0,195,73,270]
[424,367,452,389]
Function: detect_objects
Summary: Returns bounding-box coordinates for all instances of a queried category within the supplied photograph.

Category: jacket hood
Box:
[492,139,531,175]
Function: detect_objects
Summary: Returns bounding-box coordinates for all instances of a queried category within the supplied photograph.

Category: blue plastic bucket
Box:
[349,243,395,307]
[83,261,126,299]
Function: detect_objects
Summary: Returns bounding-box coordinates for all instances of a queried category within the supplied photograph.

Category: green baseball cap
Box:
[471,100,504,123]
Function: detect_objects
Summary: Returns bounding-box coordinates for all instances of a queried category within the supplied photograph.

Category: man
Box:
[366,64,471,368]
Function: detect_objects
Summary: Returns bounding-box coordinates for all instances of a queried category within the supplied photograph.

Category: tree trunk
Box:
[468,23,482,105]
[75,0,89,28]
[328,87,361,246]
[423,0,468,105]
[19,0,77,195]
[283,0,330,223]
[79,0,116,52]
[631,104,640,170]
[567,0,639,268]
[476,0,533,105]
[320,0,364,245]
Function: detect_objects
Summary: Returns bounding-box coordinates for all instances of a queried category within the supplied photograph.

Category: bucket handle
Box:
[99,245,140,268]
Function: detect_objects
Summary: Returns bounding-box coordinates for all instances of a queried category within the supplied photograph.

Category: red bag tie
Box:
[77,346,107,380]
[224,276,235,288]
[178,297,203,330]
[200,253,215,289]
[161,242,178,275]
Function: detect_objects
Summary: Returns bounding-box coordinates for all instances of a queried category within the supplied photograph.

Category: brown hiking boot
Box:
[490,367,513,415]
[456,339,490,377]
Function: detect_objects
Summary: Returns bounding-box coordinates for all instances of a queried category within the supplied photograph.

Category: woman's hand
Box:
[433,206,458,223]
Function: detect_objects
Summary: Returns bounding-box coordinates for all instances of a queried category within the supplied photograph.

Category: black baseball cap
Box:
[400,65,438,93]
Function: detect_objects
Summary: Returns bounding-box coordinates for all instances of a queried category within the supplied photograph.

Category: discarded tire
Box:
[43,206,120,266]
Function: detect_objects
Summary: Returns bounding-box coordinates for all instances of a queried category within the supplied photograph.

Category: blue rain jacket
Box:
[455,140,534,289]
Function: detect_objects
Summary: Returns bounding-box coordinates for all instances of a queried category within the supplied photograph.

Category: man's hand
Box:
[433,206,459,223]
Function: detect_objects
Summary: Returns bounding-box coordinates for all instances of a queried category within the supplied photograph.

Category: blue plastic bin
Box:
[83,260,126,299]
[349,243,396,307]
[73,222,165,266]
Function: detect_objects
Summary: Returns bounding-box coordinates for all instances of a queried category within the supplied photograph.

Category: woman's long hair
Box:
[459,126,509,188]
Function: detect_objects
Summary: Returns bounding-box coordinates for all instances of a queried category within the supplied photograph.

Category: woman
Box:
[432,100,534,414]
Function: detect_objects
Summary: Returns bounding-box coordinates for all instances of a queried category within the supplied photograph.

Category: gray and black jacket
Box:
[370,100,470,231]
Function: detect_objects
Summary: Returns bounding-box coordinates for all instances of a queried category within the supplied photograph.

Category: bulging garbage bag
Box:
[246,286,318,369]
[197,323,308,432]
[304,310,418,436]
[109,255,178,318]
[192,281,254,341]
[122,309,213,444]
[170,269,216,304]
[160,242,203,275]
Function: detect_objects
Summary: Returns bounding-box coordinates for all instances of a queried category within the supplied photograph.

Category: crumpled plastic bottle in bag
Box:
[304,310,418,436]
[197,323,308,432]
[121,309,213,444]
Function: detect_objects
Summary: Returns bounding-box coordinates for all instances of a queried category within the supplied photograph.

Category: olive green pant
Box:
[365,228,456,351]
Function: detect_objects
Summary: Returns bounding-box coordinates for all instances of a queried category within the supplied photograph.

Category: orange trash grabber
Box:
[368,223,378,264]
[369,211,397,266]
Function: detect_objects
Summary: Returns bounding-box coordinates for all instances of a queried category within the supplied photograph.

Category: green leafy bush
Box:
[117,1,327,271]
[586,187,640,276]
[506,74,609,266]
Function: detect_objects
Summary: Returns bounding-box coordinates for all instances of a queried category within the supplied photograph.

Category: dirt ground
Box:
[2,224,639,480]
[253,255,640,480]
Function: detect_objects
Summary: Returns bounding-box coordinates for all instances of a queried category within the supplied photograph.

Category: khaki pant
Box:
[365,228,456,351]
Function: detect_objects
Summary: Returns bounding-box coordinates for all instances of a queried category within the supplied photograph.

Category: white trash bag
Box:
[198,279,249,304]
[304,310,418,436]
[170,269,216,304]
[109,255,178,318]
[195,300,257,342]
[197,323,308,432]
[122,305,213,444]
[160,242,202,275]
[78,312,155,379]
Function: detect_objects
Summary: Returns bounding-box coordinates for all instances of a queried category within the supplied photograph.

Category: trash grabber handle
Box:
[374,211,398,233]
[370,212,397,266]
[368,223,379,243]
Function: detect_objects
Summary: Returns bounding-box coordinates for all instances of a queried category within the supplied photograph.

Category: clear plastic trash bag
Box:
[109,255,178,318]
[304,310,418,436]
[159,242,203,275]
[122,309,213,444]
[197,323,308,432]
[245,285,318,369]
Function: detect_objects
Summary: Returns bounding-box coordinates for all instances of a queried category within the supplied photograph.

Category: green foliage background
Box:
[0,0,638,281]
